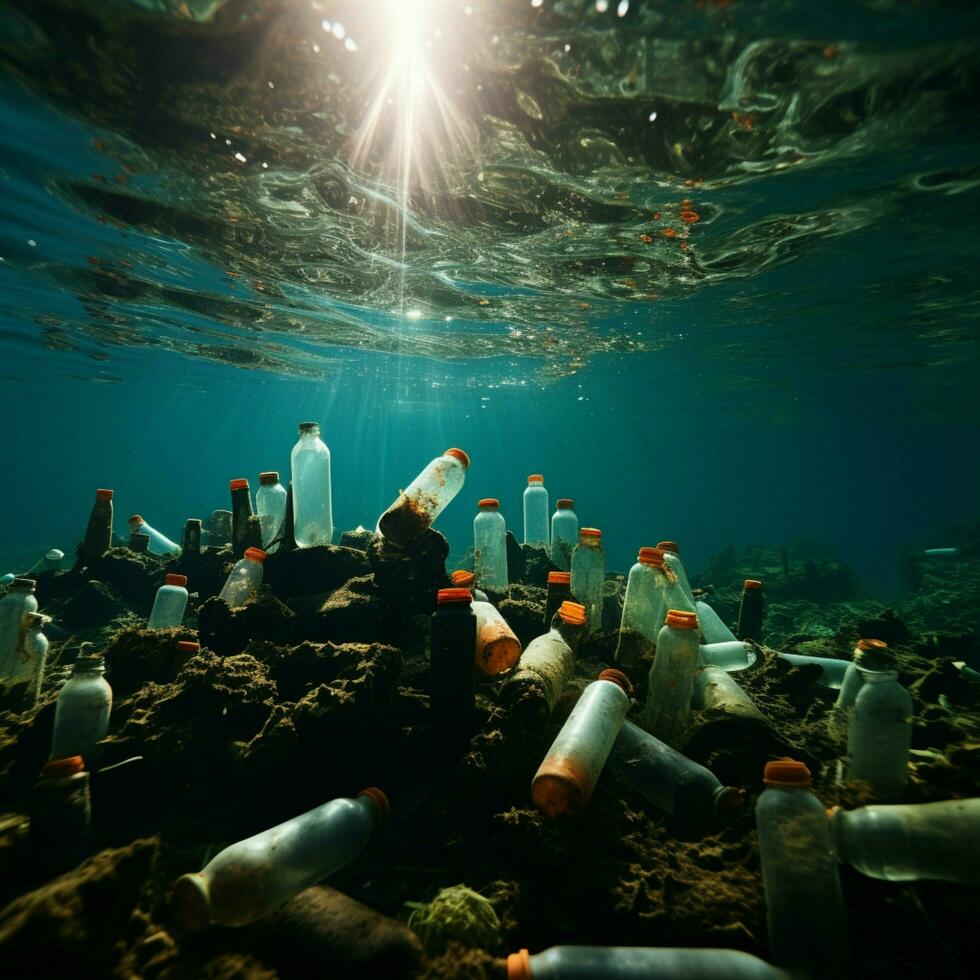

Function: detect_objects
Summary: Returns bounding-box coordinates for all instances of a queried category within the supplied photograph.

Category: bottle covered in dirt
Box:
[450,569,488,602]
[29,755,91,874]
[829,639,891,737]
[570,528,605,634]
[219,547,267,608]
[127,515,181,556]
[696,600,737,644]
[0,578,38,678]
[736,579,764,642]
[698,640,756,672]
[657,540,694,603]
[172,788,389,930]
[500,601,587,719]
[614,547,669,667]
[429,588,477,746]
[473,498,509,592]
[776,652,850,688]
[10,611,50,708]
[50,655,113,765]
[845,667,913,801]
[378,448,469,548]
[79,489,114,563]
[228,478,254,557]
[531,668,632,819]
[549,499,578,571]
[543,571,571,627]
[256,471,288,552]
[182,519,203,555]
[828,797,980,885]
[523,474,550,547]
[645,609,700,743]
[147,573,189,629]
[472,598,521,675]
[756,759,847,972]
[291,422,334,548]
[693,666,768,728]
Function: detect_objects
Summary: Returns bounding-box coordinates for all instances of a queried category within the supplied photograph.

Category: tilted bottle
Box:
[614,547,670,667]
[473,498,508,592]
[829,638,890,738]
[291,421,334,548]
[0,578,38,678]
[127,515,181,556]
[219,547,267,608]
[776,652,850,689]
[645,609,700,743]
[10,612,50,708]
[50,655,113,765]
[472,598,521,675]
[570,528,605,635]
[696,600,737,644]
[693,665,768,727]
[450,569,488,602]
[148,573,190,629]
[172,788,389,930]
[430,588,477,747]
[657,540,694,603]
[543,571,571,627]
[79,488,114,563]
[549,499,579,571]
[736,579,764,641]
[523,474,550,547]
[378,448,469,547]
[256,471,288,552]
[698,640,756,672]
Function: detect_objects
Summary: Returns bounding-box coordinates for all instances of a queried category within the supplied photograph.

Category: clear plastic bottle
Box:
[645,609,700,742]
[549,499,579,571]
[523,474,550,547]
[755,759,847,972]
[845,668,913,801]
[696,600,737,644]
[471,598,521,675]
[829,798,980,884]
[171,788,389,930]
[698,640,756,672]
[543,571,572,627]
[256,471,288,552]
[657,540,694,603]
[26,548,65,575]
[694,665,767,726]
[291,421,334,548]
[127,515,181,556]
[531,668,632,819]
[615,547,670,666]
[736,579,764,641]
[79,488,114,562]
[829,639,890,738]
[50,656,113,765]
[378,448,469,547]
[776,652,850,689]
[10,612,50,707]
[473,498,508,592]
[219,547,267,608]
[571,528,605,635]
[0,577,38,678]
[450,569,488,602]
[147,573,190,630]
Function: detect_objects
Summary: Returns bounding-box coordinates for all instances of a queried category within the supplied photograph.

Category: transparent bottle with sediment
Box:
[614,547,670,668]
[829,638,890,739]
[290,422,333,548]
[531,668,632,819]
[645,609,700,743]
[694,665,767,727]
[698,640,756,671]
[472,598,521,675]
[657,541,694,603]
[523,474,549,547]
[147,573,189,629]
[696,600,737,644]
[0,577,38,678]
[229,478,254,557]
[378,448,469,547]
[543,571,571,627]
[256,471,288,552]
[776,652,850,688]
[9,611,49,708]
[79,489,113,562]
[570,528,605,634]
[473,498,508,592]
[549,499,579,571]
[50,655,112,765]
[430,588,477,746]
[127,515,181,556]
[450,569,487,602]
[219,547,267,608]
[736,579,764,641]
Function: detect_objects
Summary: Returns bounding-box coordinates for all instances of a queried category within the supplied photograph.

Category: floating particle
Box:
[680,209,700,223]
[639,233,653,243]
[652,211,661,219]
[648,110,658,122]
[234,152,247,163]
[661,228,676,238]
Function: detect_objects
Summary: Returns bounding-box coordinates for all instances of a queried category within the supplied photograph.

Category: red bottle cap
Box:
[856,638,888,651]
[557,601,586,625]
[128,515,143,525]
[744,579,763,590]
[657,540,680,553]
[579,528,602,540]
[437,588,472,604]
[229,478,249,491]
[597,668,633,694]
[507,950,531,980]
[43,756,85,778]
[164,574,188,587]
[95,489,113,501]
[638,547,666,567]
[444,448,470,469]
[478,498,500,509]
[763,758,811,787]
[547,571,571,585]
[451,570,476,587]
[665,609,699,630]
[357,786,391,826]
[244,548,267,563]
[176,641,200,653]
[556,498,574,509]
[527,474,544,484]
[259,471,280,485]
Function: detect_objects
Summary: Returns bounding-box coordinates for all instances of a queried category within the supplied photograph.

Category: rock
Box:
[173,547,233,603]
[306,580,394,646]
[520,543,556,586]
[204,509,233,546]
[103,628,201,699]
[197,592,296,657]
[62,580,129,629]
[367,529,449,614]
[82,548,163,611]
[498,586,546,649]
[339,529,376,552]
[263,546,370,599]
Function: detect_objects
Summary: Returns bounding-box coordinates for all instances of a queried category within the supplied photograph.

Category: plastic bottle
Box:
[543,571,571,627]
[645,609,700,743]
[27,548,65,575]
[0,577,38,678]
[291,421,334,548]
[828,798,980,884]
[256,471,288,552]
[506,945,792,980]
[829,639,890,738]
[698,640,756,672]
[450,569,488,602]
[171,788,389,930]
[472,598,522,675]
[79,489,113,563]
[473,498,509,592]
[531,668,632,819]
[219,547,267,608]
[755,759,847,972]
[523,474,550,547]
[614,547,670,666]
[182,519,203,555]
[657,540,694,603]
[736,579,764,641]
[147,573,190,630]
[379,448,469,547]
[229,478,255,557]
[696,600,737,644]
[776,652,850,689]
[694,666,767,727]
[430,588,477,746]
[549,499,579,571]
[29,756,91,874]
[500,601,587,719]
[127,515,181,556]
[50,655,113,765]
[845,668,913,801]
[570,528,605,635]
[8,611,50,708]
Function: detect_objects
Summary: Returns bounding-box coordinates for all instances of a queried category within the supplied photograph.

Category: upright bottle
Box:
[79,489,114,562]
[543,571,572,627]
[182,519,203,555]
[614,547,670,666]
[657,540,694,603]
[229,478,255,558]
[846,667,913,801]
[256,471,288,552]
[755,759,847,973]
[0,578,38,678]
[549,499,579,571]
[172,788,389,930]
[148,574,190,630]
[450,569,488,602]
[472,598,522,675]
[50,655,113,765]
[128,516,181,556]
[12,612,50,708]
[430,588,477,748]
[696,600,737,644]
[736,579,764,641]
[523,474,550,547]
[570,528,605,634]
[291,422,334,548]
[645,609,700,743]
[379,448,470,547]
[829,638,890,739]
[473,499,508,592]
[29,756,92,875]
[219,548,267,608]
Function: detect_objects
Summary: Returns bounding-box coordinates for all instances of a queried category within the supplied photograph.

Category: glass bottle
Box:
[645,609,700,742]
[219,548,267,608]
[256,471,288,552]
[127,515,181,556]
[570,528,605,635]
[523,474,549,547]
[543,571,571,627]
[657,540,694,603]
[291,421,334,548]
[549,498,579,571]
[147,573,189,629]
[473,498,508,592]
[736,579,764,641]
[472,598,521,675]
[79,488,114,563]
[430,588,477,746]
[696,600,737,644]
[50,656,113,765]
[0,578,38,677]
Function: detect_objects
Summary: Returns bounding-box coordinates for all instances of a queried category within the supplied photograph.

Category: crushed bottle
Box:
[148,573,189,630]
[736,579,764,641]
[127,515,181,556]
[523,474,550,547]
[50,654,112,766]
[79,488,114,563]
[472,598,521,675]
[219,547,267,608]
[473,498,508,592]
[645,609,700,742]
[570,528,605,635]
[291,421,334,548]
[549,499,579,571]
[256,471,288,552]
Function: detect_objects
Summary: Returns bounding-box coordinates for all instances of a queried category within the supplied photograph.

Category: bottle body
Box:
[696,600,736,644]
[291,425,334,548]
[846,671,913,801]
[230,480,255,557]
[80,490,113,562]
[523,481,550,547]
[29,763,91,874]
[379,450,468,547]
[472,600,521,675]
[776,653,849,689]
[147,583,189,630]
[549,507,579,571]
[9,617,49,707]
[737,580,764,641]
[501,628,574,718]
[219,552,265,608]
[662,552,693,604]
[615,559,669,667]
[0,581,39,678]
[182,519,203,555]
[645,616,699,742]
[130,518,181,556]
[256,480,288,552]
[50,663,113,764]
[430,594,477,746]
[473,507,508,592]
[698,640,756,672]
[570,539,605,635]
[693,666,767,725]
[543,572,572,627]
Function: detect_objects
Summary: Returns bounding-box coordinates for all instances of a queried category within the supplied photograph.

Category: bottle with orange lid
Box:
[451,569,488,602]
[549,499,578,571]
[127,515,181,556]
[147,573,190,630]
[829,638,891,739]
[696,600,737,645]
[755,758,847,971]
[51,654,112,765]
[291,421,334,548]
[430,587,477,746]
[379,448,470,548]
[229,478,254,558]
[219,547,267,608]
[736,579,764,642]
[472,598,522,675]
[29,755,91,874]
[614,547,671,668]
[531,669,632,819]
[171,788,390,930]
[523,474,549,548]
[256,471,288,552]
[79,488,114,563]
[571,528,605,635]
[543,570,571,627]
[474,498,508,592]
[657,540,694,603]
[645,609,700,742]
[501,601,587,719]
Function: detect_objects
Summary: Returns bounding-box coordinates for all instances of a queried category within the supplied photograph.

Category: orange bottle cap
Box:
[444,447,470,469]
[579,527,602,539]
[665,609,699,630]
[437,587,472,604]
[597,667,633,694]
[507,949,532,980]
[527,474,544,484]
[259,471,280,484]
[547,571,571,585]
[95,489,114,501]
[244,547,267,563]
[176,640,200,653]
[856,638,888,651]
[556,498,574,509]
[128,515,143,525]
[451,569,476,587]
[43,756,85,778]
[744,579,763,590]
[229,478,250,491]
[656,540,680,553]
[357,786,391,825]
[763,758,811,787]
[557,601,586,625]
[164,574,188,587]
[638,547,666,566]
[478,498,500,509]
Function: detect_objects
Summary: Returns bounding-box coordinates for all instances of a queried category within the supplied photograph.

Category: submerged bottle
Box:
[694,666,768,727]
[450,569,488,602]
[543,571,572,627]
[29,756,92,875]
[256,471,288,552]
[229,478,254,557]
[776,652,850,689]
[79,488,114,563]
[430,588,477,746]
[182,519,203,556]
[698,640,756,672]
[531,669,632,819]
[219,547,267,609]
[0,578,38,677]
[614,547,670,667]
[27,548,65,575]
[472,598,521,675]
[523,474,550,547]
[696,600,737,644]
[736,579,764,642]
[829,798,980,885]
[291,422,334,548]
[829,639,890,738]
[128,515,181,556]
[11,612,50,708]
[657,541,694,603]
[50,655,113,765]
[570,528,605,634]
[473,498,508,592]
[148,573,190,630]
[645,609,700,743]
[172,788,389,930]
[756,759,847,972]
[549,499,579,571]
[378,448,469,548]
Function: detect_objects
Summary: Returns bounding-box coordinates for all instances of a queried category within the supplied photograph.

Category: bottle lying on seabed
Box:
[693,666,768,728]
[128,515,181,556]
[776,652,850,688]
[472,597,521,675]
[698,640,756,672]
